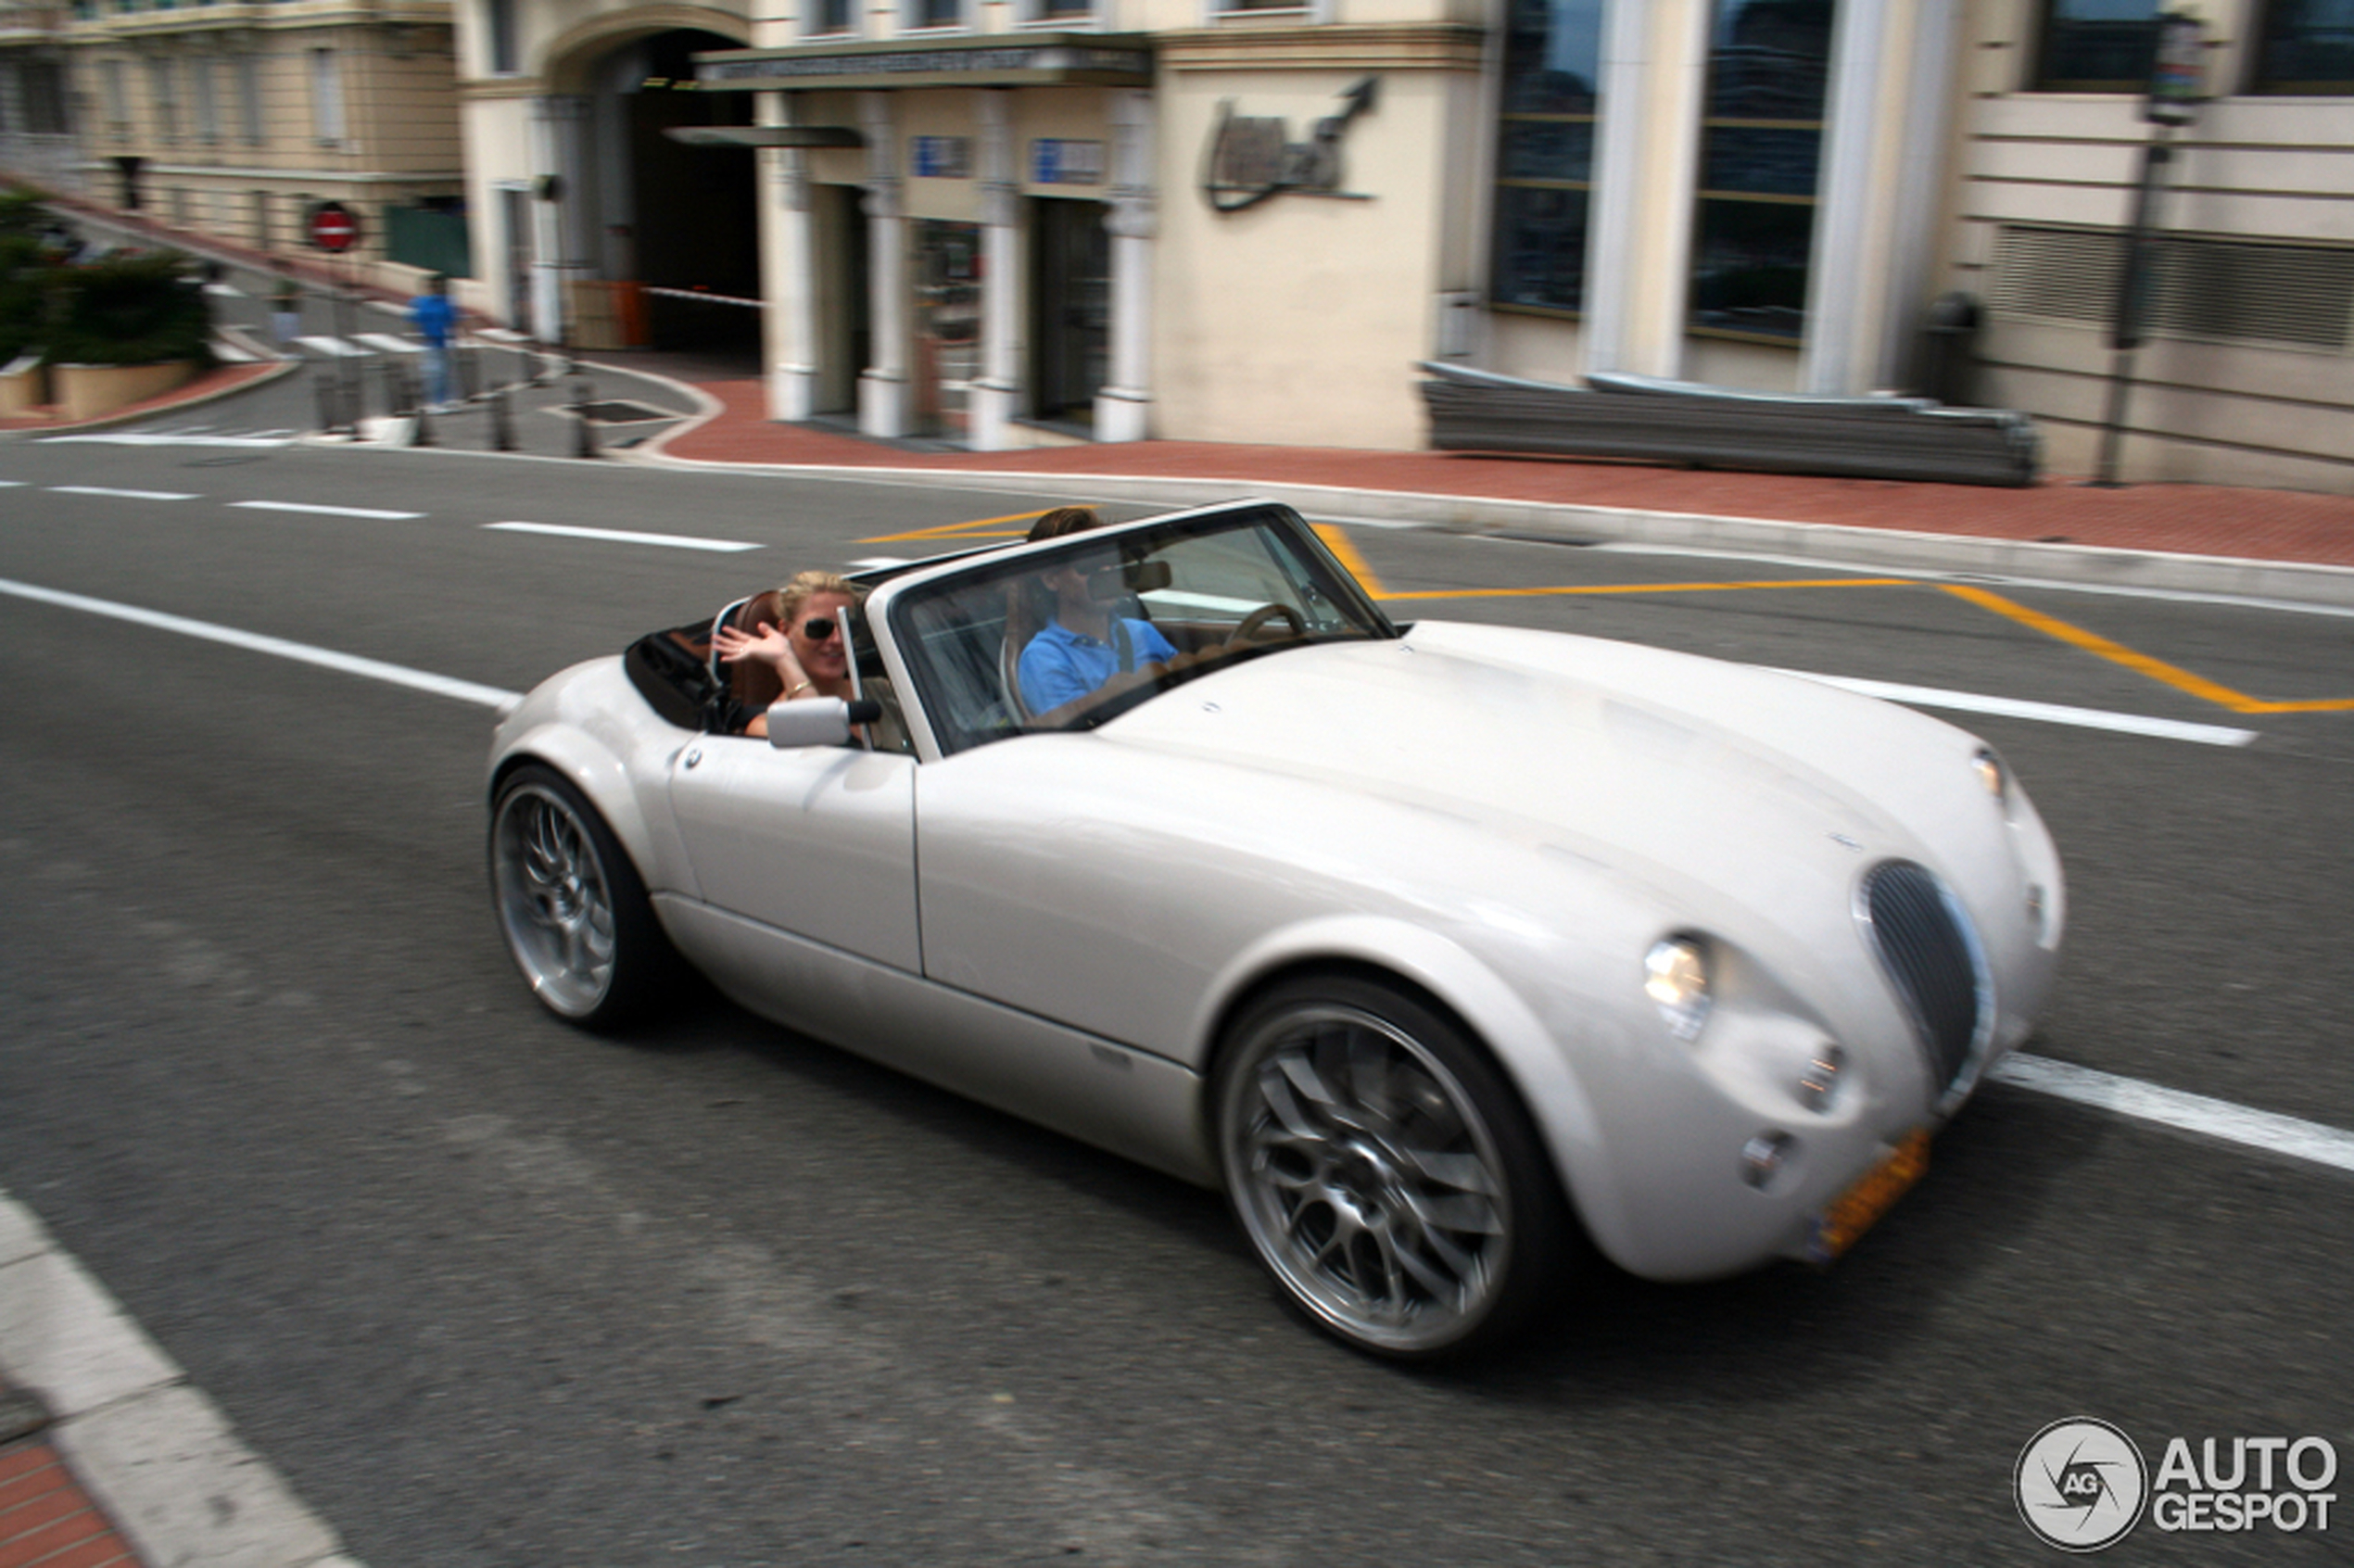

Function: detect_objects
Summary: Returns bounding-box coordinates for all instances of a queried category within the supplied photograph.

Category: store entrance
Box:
[912,219,981,440]
[1031,197,1107,426]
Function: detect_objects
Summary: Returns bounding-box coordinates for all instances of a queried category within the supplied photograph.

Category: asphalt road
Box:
[1,431,2348,1565]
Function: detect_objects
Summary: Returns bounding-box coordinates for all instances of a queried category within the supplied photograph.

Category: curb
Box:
[0,1191,365,1568]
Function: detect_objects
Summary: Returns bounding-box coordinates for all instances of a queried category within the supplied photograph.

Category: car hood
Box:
[1096,620,1991,906]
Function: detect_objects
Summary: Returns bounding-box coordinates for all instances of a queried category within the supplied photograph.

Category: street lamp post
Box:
[2092,12,2207,487]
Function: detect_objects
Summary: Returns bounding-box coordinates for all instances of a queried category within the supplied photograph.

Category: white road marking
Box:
[486,520,763,553]
[1773,668,2260,747]
[46,485,199,501]
[295,335,369,358]
[355,333,424,355]
[1,576,2345,1178]
[0,1189,370,1567]
[0,479,23,487]
[1992,1054,2354,1175]
[231,499,425,521]
[41,432,297,449]
[0,576,517,709]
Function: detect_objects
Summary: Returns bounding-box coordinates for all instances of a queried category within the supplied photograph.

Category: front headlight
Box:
[1644,936,1713,1041]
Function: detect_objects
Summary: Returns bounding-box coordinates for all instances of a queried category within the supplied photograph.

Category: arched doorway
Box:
[563,26,760,363]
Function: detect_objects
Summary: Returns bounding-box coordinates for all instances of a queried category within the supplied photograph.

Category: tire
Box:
[488,763,674,1031]
[1214,973,1576,1359]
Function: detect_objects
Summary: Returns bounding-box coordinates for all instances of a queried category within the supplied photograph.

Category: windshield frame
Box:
[870,500,1398,761]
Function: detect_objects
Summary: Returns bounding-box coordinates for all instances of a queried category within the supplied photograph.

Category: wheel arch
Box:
[1194,917,1624,1251]
[489,724,663,890]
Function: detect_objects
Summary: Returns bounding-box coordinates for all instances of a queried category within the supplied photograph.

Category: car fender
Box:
[1196,913,1639,1265]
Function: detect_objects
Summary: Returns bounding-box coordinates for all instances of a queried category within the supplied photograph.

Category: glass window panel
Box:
[1690,197,1816,339]
[1490,183,1589,313]
[1698,125,1821,196]
[1492,0,1604,315]
[2253,0,2354,89]
[2035,0,2161,90]
[1498,120,1594,183]
[1706,0,1832,118]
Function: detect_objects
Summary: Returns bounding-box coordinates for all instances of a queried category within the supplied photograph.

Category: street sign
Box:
[310,201,361,254]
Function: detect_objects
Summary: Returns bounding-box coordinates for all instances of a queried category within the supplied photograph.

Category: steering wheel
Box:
[1232,603,1305,643]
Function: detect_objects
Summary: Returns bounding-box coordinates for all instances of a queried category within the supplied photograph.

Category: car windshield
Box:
[886,503,1396,756]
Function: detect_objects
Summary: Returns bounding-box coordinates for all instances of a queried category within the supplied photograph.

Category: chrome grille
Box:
[1861,860,1983,1095]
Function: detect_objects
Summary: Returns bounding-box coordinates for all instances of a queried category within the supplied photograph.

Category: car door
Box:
[666,737,918,971]
[664,606,919,971]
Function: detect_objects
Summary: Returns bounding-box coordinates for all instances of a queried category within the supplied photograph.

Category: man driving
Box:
[1018,547,1178,714]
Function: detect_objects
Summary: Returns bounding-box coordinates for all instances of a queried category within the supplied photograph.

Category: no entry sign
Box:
[309,201,361,253]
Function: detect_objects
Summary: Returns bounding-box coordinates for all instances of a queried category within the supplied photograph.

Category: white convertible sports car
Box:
[488,499,2065,1359]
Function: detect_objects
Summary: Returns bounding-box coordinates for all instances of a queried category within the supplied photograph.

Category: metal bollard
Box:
[314,368,338,435]
[411,362,436,449]
[489,384,515,451]
[569,363,597,460]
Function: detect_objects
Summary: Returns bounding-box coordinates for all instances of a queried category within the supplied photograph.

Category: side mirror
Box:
[766,697,883,749]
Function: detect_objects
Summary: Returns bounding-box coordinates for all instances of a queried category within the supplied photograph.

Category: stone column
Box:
[969,90,1019,451]
[1094,89,1154,444]
[527,95,589,346]
[857,91,908,439]
[761,89,819,423]
[1800,0,1893,396]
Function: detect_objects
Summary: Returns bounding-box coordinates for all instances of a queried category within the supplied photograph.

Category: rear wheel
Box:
[489,764,672,1030]
[1215,974,1574,1359]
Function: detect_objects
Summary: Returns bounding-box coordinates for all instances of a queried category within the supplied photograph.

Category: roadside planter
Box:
[50,359,196,423]
[0,352,43,415]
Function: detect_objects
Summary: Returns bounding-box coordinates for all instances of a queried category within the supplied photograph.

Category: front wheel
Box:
[1215,975,1576,1359]
[489,763,673,1030]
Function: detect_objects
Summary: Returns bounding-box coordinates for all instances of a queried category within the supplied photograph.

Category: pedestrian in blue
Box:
[410,272,457,411]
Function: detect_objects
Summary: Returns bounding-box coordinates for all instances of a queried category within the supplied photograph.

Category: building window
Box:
[806,0,853,32]
[907,0,958,28]
[1688,0,1833,343]
[486,0,517,74]
[1031,0,1090,21]
[2251,0,2354,90]
[1490,0,1604,316]
[237,53,263,144]
[148,57,179,141]
[100,58,127,131]
[310,47,344,144]
[191,57,218,142]
[2033,0,2160,91]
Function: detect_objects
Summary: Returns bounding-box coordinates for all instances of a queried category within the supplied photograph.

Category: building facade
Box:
[435,1,2354,486]
[40,0,465,280]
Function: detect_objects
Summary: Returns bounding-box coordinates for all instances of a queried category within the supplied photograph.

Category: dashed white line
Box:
[41,432,297,449]
[0,576,517,709]
[1775,668,2260,748]
[45,485,199,501]
[486,520,763,553]
[232,499,426,521]
[1992,1053,2354,1175]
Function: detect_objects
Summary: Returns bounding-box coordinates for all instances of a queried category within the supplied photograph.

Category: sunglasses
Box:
[799,615,839,642]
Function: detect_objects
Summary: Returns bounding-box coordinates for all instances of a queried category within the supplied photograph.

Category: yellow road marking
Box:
[1940,585,2354,714]
[1375,576,1915,601]
[1312,524,1388,599]
[861,509,1044,544]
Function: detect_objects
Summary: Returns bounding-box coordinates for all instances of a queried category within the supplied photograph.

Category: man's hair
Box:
[1027,505,1102,542]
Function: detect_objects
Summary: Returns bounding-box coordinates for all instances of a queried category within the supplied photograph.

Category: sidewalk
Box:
[618,366,2354,604]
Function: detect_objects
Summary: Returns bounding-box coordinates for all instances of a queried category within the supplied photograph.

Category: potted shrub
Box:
[46,249,213,422]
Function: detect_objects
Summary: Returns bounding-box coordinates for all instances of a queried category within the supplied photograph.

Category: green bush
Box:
[44,250,212,368]
[0,233,45,363]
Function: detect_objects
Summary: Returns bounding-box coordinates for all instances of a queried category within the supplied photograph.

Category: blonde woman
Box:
[714,569,858,739]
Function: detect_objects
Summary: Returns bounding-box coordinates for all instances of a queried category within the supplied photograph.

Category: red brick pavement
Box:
[0,1442,139,1568]
[649,374,2354,571]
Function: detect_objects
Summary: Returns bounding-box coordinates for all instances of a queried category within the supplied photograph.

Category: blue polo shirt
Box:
[1019,616,1178,713]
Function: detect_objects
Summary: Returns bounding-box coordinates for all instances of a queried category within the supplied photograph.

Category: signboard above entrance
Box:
[694,32,1151,92]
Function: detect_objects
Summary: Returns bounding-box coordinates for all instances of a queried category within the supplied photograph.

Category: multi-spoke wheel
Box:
[489,764,671,1030]
[1216,975,1573,1359]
